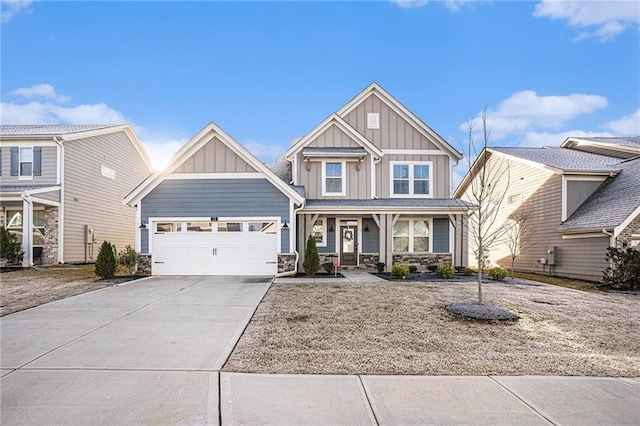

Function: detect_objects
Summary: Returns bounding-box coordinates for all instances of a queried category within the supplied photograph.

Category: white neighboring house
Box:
[0,125,153,266]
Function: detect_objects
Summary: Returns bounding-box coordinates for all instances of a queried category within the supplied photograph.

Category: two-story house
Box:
[124,83,474,276]
[454,136,640,282]
[0,125,153,266]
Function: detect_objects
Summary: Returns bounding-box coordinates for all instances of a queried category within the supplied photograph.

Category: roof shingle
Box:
[0,124,120,136]
[492,147,622,172]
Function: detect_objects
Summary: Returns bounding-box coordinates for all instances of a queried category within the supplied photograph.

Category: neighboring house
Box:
[0,125,153,266]
[454,136,640,282]
[124,83,474,276]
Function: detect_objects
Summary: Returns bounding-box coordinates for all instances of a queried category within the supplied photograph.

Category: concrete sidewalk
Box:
[275,270,386,284]
[221,373,640,425]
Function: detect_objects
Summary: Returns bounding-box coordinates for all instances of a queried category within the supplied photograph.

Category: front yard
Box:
[224,280,640,376]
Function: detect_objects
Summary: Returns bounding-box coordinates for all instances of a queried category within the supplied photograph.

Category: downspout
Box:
[20,193,33,266]
[276,201,305,277]
[602,229,615,248]
[373,156,382,198]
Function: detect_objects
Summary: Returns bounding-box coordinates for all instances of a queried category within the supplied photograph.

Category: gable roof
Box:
[285,113,383,158]
[561,136,640,158]
[559,157,640,234]
[0,124,153,171]
[336,82,463,161]
[124,122,305,206]
[491,147,622,174]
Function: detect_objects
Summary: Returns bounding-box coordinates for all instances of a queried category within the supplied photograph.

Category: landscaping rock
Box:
[446,301,520,321]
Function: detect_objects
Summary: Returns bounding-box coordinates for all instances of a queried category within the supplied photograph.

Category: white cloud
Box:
[603,109,640,135]
[1,0,33,23]
[142,139,187,171]
[444,0,474,13]
[533,0,640,42]
[461,90,608,140]
[9,83,71,103]
[391,0,429,9]
[0,101,127,125]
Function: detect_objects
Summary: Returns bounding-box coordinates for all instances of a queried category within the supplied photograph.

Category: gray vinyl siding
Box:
[433,218,449,253]
[33,190,61,203]
[378,154,450,198]
[140,178,291,253]
[343,93,440,150]
[173,137,258,173]
[566,180,603,219]
[63,131,152,262]
[459,155,610,281]
[0,145,57,185]
[317,218,337,254]
[361,217,379,252]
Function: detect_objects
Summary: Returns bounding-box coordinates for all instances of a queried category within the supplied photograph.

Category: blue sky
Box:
[1,0,639,185]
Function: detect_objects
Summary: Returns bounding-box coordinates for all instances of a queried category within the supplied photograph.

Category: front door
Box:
[340,226,358,266]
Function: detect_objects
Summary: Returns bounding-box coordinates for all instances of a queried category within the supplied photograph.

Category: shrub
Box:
[95,241,117,279]
[603,247,640,290]
[408,265,418,273]
[118,245,139,275]
[458,267,473,276]
[0,226,24,265]
[322,261,335,274]
[489,266,508,281]
[436,264,454,279]
[302,235,320,276]
[391,263,409,279]
[427,265,438,272]
[374,262,385,273]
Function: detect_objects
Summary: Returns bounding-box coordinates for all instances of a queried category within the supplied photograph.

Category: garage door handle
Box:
[154,261,165,264]
[213,248,217,256]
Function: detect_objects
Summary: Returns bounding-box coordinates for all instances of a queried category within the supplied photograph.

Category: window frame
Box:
[392,218,433,253]
[312,218,327,247]
[322,161,346,196]
[19,146,34,179]
[390,161,433,198]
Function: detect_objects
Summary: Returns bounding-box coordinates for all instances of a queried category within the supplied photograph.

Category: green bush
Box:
[95,241,117,279]
[436,264,454,279]
[603,247,640,290]
[118,245,139,275]
[408,265,418,273]
[374,262,385,273]
[489,266,508,281]
[303,235,320,276]
[458,267,473,276]
[0,226,24,265]
[322,261,335,274]
[391,263,409,279]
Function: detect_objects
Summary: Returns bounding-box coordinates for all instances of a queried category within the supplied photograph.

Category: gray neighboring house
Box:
[0,124,153,266]
[454,136,640,282]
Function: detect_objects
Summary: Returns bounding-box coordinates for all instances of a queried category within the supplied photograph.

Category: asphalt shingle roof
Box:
[559,157,640,231]
[305,198,475,209]
[302,147,367,154]
[492,147,622,172]
[0,185,57,193]
[576,136,640,149]
[0,124,120,136]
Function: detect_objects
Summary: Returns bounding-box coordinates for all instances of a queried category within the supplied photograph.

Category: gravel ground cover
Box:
[224,279,640,376]
[1,265,137,316]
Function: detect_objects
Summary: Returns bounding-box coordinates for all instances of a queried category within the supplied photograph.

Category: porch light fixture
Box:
[364,224,369,232]
[329,224,334,232]
[139,221,147,230]
[211,216,218,221]
[282,220,289,229]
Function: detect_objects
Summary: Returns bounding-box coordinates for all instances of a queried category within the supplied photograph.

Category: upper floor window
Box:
[20,147,33,178]
[322,161,345,196]
[391,161,432,197]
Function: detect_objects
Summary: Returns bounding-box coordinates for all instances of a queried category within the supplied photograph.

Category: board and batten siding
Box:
[140,178,291,253]
[566,180,604,219]
[432,218,450,253]
[343,93,440,151]
[361,218,380,253]
[0,145,58,186]
[63,131,152,263]
[378,154,450,199]
[460,154,609,281]
[173,137,259,174]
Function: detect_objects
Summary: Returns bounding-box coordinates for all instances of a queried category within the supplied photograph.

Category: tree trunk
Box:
[477,258,483,304]
[511,257,515,279]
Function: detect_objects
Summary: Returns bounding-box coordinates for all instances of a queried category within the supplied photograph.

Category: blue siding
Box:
[362,218,379,253]
[140,179,290,253]
[433,218,450,253]
[317,218,337,254]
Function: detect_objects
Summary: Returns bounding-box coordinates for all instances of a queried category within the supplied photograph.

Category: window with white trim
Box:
[4,209,44,245]
[391,162,432,197]
[6,210,23,244]
[19,147,33,178]
[323,161,345,196]
[393,219,431,252]
[312,219,326,246]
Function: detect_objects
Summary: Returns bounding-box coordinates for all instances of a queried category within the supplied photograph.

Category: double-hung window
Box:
[323,161,345,196]
[312,219,326,246]
[19,147,33,178]
[391,162,432,197]
[393,219,431,252]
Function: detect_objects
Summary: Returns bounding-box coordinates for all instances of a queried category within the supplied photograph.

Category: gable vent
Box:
[367,113,380,129]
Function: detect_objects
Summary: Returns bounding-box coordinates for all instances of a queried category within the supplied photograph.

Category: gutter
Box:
[602,228,615,247]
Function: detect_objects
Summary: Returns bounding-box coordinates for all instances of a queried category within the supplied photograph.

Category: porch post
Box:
[21,198,32,266]
[384,213,393,271]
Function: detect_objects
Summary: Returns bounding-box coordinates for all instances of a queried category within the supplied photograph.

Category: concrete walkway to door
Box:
[1,276,271,425]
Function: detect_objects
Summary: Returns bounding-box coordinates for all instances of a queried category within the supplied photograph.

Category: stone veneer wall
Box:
[278,253,296,274]
[137,254,152,275]
[617,214,640,248]
[359,254,379,270]
[392,253,453,271]
[42,207,59,265]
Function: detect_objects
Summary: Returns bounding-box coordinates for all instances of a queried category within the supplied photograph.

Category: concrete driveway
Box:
[1,276,271,425]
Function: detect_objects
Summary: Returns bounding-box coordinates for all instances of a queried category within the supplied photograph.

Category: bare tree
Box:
[463,109,512,303]
[505,211,533,279]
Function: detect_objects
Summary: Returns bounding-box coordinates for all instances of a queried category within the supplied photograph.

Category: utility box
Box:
[547,246,557,265]
[540,258,547,265]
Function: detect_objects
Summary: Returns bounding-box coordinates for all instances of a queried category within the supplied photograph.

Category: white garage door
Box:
[151,220,278,276]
